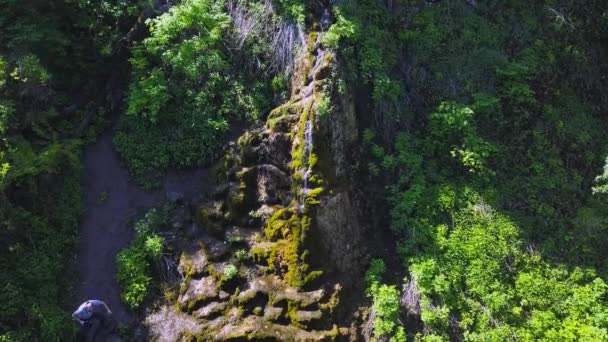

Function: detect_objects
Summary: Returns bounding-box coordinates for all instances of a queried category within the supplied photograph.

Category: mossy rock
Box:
[237,131,256,148]
[263,306,284,322]
[264,208,291,240]
[195,206,225,236]
[313,52,334,80]
[178,277,219,313]
[250,242,275,264]
[226,168,258,221]
[303,187,324,207]
[267,103,302,132]
[237,167,257,189]
[178,249,209,279]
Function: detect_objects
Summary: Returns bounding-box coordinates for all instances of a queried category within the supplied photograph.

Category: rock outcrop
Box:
[145,19,369,341]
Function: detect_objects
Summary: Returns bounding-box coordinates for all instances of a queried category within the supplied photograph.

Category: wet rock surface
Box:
[144,26,369,341]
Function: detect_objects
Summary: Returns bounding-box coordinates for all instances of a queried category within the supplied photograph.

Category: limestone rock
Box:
[179,277,219,310]
[195,301,228,319]
[264,306,283,321]
[256,164,290,205]
[201,237,230,261]
[178,248,208,277]
[272,288,325,308]
[145,306,203,341]
[224,226,257,245]
[315,191,366,277]
[293,310,323,324]
[256,133,293,171]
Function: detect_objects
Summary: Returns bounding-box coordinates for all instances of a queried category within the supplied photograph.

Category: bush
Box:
[116,209,166,309]
[116,0,277,182]
[223,264,239,281]
[371,284,405,340]
[408,206,608,340]
[364,258,405,341]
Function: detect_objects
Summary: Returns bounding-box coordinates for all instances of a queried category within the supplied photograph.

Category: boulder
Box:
[315,192,366,277]
[256,164,290,205]
[178,248,208,277]
[178,277,219,310]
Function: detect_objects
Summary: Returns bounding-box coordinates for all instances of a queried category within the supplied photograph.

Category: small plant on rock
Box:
[223,264,239,282]
[234,249,248,262]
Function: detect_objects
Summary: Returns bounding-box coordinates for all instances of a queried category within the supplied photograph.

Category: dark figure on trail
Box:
[73,300,119,342]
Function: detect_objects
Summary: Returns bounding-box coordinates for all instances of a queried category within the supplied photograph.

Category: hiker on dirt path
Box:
[73,300,120,342]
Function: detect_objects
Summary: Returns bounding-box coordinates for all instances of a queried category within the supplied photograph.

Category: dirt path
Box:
[76,132,210,325]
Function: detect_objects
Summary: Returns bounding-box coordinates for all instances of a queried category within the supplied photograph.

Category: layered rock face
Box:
[145,25,369,341]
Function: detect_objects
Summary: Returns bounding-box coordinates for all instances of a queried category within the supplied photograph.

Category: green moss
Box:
[267,102,303,132]
[236,167,257,189]
[320,285,341,314]
[290,101,315,173]
[304,187,324,206]
[307,32,319,54]
[303,270,323,285]
[264,208,290,240]
[237,131,254,148]
[263,209,321,287]
[227,190,245,214]
[207,265,223,283]
[287,300,302,327]
[251,246,270,264]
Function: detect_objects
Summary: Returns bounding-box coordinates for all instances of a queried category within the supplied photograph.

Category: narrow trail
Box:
[76,132,211,325]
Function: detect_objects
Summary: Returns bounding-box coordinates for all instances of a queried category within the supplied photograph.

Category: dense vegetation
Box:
[3,0,608,340]
[345,0,608,340]
[0,0,146,339]
[116,208,167,309]
[114,0,303,184]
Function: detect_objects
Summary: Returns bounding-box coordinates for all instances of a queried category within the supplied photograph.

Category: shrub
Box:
[371,284,405,340]
[364,258,405,340]
[223,264,239,281]
[116,208,166,309]
[116,0,276,182]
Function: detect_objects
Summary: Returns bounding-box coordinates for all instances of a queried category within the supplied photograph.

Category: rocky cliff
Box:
[144,21,371,341]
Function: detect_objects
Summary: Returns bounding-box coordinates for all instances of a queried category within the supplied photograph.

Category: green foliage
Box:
[365,258,386,289]
[0,0,145,338]
[430,102,495,177]
[117,0,277,181]
[362,2,608,333]
[0,146,82,340]
[593,157,608,195]
[223,264,239,281]
[315,94,332,119]
[323,7,360,49]
[126,68,169,123]
[271,74,289,101]
[116,208,167,309]
[365,258,405,341]
[275,0,305,24]
[408,206,608,340]
[234,249,248,262]
[116,246,151,309]
[10,55,49,83]
[371,285,405,340]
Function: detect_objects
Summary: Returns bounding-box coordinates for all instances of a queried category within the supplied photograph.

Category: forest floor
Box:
[76,132,211,325]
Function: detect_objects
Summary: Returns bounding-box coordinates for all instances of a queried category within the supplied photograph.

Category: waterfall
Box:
[297,24,307,48]
[300,118,313,209]
[298,7,333,209]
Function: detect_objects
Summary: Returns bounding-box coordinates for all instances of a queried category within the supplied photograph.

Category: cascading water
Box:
[300,119,313,209]
[298,6,333,209]
[298,24,307,48]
